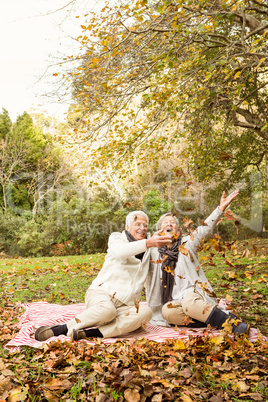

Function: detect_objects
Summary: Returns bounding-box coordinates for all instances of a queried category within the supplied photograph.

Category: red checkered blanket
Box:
[5,301,265,353]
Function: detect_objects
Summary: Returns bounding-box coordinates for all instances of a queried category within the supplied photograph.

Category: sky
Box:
[0,0,92,122]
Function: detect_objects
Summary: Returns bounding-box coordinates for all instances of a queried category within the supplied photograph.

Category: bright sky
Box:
[0,0,91,122]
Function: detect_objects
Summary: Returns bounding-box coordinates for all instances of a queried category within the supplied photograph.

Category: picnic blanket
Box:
[5,300,265,353]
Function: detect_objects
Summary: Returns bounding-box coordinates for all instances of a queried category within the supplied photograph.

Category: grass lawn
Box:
[0,237,267,401]
[0,253,105,305]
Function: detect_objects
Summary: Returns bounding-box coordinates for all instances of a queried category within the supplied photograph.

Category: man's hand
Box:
[219,190,239,212]
[146,230,172,248]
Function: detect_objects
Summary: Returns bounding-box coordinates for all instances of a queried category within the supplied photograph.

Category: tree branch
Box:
[251,0,268,9]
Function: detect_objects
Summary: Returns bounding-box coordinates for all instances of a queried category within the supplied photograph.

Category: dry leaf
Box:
[252,245,258,256]
[182,315,194,326]
[7,386,29,402]
[219,151,233,160]
[163,266,174,275]
[242,249,250,258]
[180,394,194,402]
[226,294,233,302]
[179,243,188,256]
[135,298,140,313]
[183,216,193,229]
[224,209,237,221]
[173,340,186,350]
[124,388,140,402]
[167,302,178,309]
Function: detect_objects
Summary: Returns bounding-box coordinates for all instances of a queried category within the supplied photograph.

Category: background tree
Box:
[60,0,268,189]
[0,110,71,215]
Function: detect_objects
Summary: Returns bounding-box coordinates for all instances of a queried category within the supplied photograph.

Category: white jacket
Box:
[145,207,224,326]
[90,231,151,306]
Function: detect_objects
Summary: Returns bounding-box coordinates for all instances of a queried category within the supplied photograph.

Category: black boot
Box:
[72,327,103,341]
[205,307,249,335]
[35,324,68,341]
[187,318,207,328]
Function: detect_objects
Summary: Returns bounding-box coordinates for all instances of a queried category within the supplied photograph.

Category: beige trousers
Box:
[66,289,152,338]
[162,291,214,325]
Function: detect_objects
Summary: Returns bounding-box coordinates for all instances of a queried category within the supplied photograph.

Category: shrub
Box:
[0,210,27,256]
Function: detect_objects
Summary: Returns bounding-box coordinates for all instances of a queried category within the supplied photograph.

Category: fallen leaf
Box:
[244,271,254,279]
[226,271,237,279]
[152,394,162,402]
[180,393,194,402]
[252,245,258,256]
[138,365,152,377]
[242,249,250,258]
[232,381,250,392]
[124,388,140,402]
[179,367,192,379]
[161,378,175,388]
[209,395,224,402]
[239,393,263,401]
[7,386,29,402]
[225,294,233,302]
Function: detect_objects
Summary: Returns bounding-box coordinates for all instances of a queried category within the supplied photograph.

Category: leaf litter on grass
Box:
[0,332,267,401]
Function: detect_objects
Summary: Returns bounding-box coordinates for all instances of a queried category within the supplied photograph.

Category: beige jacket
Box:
[90,231,151,306]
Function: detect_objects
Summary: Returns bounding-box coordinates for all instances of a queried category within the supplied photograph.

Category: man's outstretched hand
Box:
[219,190,239,212]
[146,230,172,248]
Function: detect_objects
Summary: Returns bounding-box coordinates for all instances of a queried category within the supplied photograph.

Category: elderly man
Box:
[35,210,171,342]
[145,191,249,336]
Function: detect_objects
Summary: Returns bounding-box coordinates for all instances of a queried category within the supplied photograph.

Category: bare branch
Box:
[251,0,268,9]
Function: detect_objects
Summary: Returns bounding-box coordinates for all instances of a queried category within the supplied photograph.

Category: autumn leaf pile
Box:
[0,327,267,402]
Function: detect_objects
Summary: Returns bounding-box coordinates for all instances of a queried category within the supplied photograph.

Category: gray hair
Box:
[125,211,149,229]
[156,213,179,231]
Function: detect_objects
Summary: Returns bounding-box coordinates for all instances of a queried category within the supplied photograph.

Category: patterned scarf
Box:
[125,230,145,260]
[159,236,181,305]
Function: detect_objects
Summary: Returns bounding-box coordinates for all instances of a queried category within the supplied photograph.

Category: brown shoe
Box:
[72,329,86,341]
[34,326,57,341]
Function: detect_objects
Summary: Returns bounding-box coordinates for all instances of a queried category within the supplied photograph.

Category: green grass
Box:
[0,253,105,272]
[198,238,268,335]
[0,253,105,305]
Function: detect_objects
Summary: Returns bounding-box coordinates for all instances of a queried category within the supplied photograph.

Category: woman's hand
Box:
[218,190,239,212]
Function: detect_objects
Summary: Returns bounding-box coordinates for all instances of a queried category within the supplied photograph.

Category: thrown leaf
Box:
[183,217,194,229]
[134,298,140,313]
[224,209,237,221]
[179,243,188,256]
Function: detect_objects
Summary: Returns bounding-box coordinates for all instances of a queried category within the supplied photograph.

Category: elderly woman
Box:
[145,191,249,335]
[35,211,171,342]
